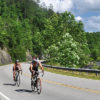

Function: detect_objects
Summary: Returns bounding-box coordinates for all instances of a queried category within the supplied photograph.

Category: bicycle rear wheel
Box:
[36,78,42,94]
[16,74,20,87]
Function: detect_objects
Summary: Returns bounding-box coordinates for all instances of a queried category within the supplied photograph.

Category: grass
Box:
[0,64,8,66]
[0,62,13,66]
[44,67,100,80]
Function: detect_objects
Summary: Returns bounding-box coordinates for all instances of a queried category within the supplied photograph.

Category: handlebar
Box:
[34,71,44,77]
[15,69,22,72]
[15,70,23,75]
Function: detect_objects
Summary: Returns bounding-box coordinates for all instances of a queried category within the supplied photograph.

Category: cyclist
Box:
[13,60,22,80]
[30,56,44,78]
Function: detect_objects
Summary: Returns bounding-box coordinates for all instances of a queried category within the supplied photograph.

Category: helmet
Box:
[33,56,38,62]
[16,59,19,63]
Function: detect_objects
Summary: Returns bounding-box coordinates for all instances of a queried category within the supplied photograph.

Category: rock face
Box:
[0,48,32,65]
[26,50,32,61]
[0,48,12,65]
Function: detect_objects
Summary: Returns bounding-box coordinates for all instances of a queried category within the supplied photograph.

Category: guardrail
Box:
[42,64,100,76]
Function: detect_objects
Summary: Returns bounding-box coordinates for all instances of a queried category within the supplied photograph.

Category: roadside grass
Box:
[0,64,3,66]
[0,64,9,66]
[0,63,13,66]
[44,67,100,80]
[0,61,27,66]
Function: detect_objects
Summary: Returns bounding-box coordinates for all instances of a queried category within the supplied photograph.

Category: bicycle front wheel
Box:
[31,80,35,92]
[36,78,42,94]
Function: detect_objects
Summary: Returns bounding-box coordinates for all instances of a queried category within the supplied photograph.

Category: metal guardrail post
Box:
[96,73,98,76]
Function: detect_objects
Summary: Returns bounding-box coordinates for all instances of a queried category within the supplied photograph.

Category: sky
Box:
[39,0,100,32]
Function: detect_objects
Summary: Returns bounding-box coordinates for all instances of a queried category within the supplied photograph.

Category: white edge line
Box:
[0,92,11,100]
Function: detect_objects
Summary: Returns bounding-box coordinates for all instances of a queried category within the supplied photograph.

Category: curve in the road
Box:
[23,72,100,95]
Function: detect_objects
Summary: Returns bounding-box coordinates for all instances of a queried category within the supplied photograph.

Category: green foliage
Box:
[0,16,7,48]
[41,12,90,67]
[86,32,100,61]
[45,33,80,67]
[0,0,91,67]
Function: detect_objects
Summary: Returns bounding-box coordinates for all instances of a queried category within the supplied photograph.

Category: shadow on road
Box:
[15,89,33,93]
[3,83,15,86]
[15,89,38,94]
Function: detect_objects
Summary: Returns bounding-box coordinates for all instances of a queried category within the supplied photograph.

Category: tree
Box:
[45,33,80,67]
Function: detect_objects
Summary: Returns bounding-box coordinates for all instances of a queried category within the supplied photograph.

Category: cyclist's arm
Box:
[30,63,33,72]
[13,64,16,71]
[39,61,44,71]
[19,64,22,70]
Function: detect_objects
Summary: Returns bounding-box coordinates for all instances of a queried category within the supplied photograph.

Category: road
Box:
[0,63,100,100]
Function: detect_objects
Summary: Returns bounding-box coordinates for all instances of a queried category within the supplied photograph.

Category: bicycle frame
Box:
[14,70,22,87]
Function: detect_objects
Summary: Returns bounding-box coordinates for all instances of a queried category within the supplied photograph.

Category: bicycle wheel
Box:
[36,78,42,94]
[16,74,20,87]
[14,77,17,85]
[31,80,35,92]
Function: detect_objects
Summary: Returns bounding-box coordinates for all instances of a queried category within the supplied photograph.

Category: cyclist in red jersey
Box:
[13,60,22,80]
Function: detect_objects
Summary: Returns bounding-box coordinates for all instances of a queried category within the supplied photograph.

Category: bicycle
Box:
[14,70,22,87]
[31,71,44,94]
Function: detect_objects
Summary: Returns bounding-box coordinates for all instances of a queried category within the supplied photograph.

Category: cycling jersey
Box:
[13,64,20,71]
[32,60,39,71]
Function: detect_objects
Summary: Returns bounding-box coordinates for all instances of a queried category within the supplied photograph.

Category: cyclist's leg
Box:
[31,70,35,80]
[36,77,42,94]
[13,71,15,80]
[31,67,36,78]
[13,67,16,80]
[15,67,19,80]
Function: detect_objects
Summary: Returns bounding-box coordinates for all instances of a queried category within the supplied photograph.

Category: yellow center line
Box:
[23,73,100,94]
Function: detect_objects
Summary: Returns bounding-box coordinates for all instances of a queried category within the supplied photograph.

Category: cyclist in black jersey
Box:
[30,57,44,77]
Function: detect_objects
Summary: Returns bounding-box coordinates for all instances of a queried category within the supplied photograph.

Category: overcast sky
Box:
[39,0,100,32]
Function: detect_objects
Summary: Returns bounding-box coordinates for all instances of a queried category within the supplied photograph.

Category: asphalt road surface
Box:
[0,63,100,100]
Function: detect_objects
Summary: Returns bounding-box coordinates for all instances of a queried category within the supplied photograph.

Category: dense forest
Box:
[0,0,99,68]
[86,32,100,61]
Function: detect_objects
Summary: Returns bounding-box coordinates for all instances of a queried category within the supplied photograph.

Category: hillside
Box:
[86,32,100,61]
[0,0,90,67]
